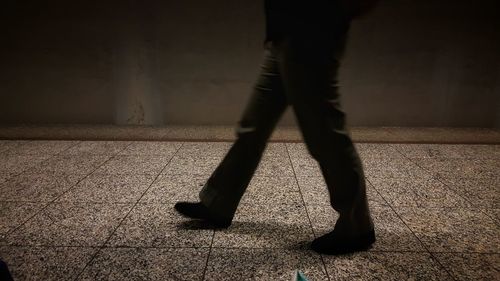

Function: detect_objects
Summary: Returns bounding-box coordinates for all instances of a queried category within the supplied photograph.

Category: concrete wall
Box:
[0,0,499,127]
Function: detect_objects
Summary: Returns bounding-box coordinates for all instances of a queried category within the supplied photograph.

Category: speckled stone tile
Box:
[119,141,182,156]
[0,246,98,281]
[415,158,497,179]
[62,141,131,155]
[57,174,156,203]
[481,208,500,225]
[140,174,206,203]
[440,177,499,208]
[0,202,46,240]
[368,177,420,207]
[264,143,288,157]
[289,156,322,178]
[4,202,133,247]
[369,176,471,208]
[0,140,19,153]
[212,202,314,248]
[286,143,322,178]
[77,247,208,281]
[2,140,78,155]
[307,204,425,252]
[0,153,51,177]
[241,176,302,205]
[297,177,387,207]
[27,154,111,176]
[364,157,430,179]
[162,155,222,177]
[0,172,82,202]
[355,143,402,159]
[433,253,500,281]
[175,141,231,158]
[95,155,168,175]
[106,203,212,248]
[323,252,452,281]
[205,248,328,281]
[397,207,499,253]
[394,144,500,159]
[0,172,9,184]
[255,154,294,177]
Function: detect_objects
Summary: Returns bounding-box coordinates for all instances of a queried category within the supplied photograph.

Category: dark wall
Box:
[1,0,499,127]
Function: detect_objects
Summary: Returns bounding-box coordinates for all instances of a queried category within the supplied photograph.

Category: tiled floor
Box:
[0,140,498,280]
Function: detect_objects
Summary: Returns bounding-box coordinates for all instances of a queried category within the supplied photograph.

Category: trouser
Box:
[199,25,373,233]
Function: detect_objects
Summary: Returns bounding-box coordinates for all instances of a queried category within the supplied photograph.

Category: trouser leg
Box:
[277,32,373,234]
[199,48,288,219]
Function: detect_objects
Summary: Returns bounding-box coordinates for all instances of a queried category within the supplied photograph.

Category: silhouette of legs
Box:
[178,20,374,254]
[198,48,289,221]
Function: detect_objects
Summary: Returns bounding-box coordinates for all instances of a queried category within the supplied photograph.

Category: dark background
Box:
[0,0,499,127]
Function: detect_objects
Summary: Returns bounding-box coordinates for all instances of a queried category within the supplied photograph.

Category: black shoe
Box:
[311,229,375,255]
[174,202,232,228]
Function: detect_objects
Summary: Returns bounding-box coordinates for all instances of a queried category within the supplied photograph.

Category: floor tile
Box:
[255,154,294,177]
[140,174,207,203]
[364,157,430,179]
[481,208,500,225]
[415,158,497,179]
[0,202,46,239]
[433,253,500,281]
[0,245,98,281]
[205,248,328,281]
[263,143,288,158]
[0,154,51,177]
[62,141,131,155]
[355,143,401,158]
[298,177,387,207]
[286,143,322,178]
[368,177,420,207]
[241,176,302,205]
[77,247,208,281]
[394,144,500,159]
[57,174,156,203]
[0,140,19,154]
[175,142,231,158]
[0,172,9,184]
[2,140,78,155]
[323,252,452,281]
[289,157,322,178]
[0,172,82,202]
[119,141,181,156]
[162,155,222,177]
[369,176,471,208]
[106,203,213,248]
[28,155,111,176]
[397,207,499,252]
[441,177,499,208]
[307,204,425,252]
[95,155,168,175]
[4,202,133,247]
[212,203,314,248]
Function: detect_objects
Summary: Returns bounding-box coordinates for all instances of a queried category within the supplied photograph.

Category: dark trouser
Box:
[199,23,373,234]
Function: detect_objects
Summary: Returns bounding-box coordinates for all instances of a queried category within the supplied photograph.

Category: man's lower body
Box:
[175,24,375,255]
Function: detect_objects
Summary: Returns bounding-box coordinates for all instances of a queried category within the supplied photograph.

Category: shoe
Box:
[311,229,375,255]
[174,202,232,228]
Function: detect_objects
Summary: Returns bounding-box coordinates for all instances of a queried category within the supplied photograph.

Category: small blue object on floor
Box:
[292,270,309,281]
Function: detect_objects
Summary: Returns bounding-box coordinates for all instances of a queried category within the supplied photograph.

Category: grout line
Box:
[200,230,216,281]
[391,146,500,226]
[0,141,85,239]
[365,174,458,281]
[285,143,332,281]
[71,141,183,281]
